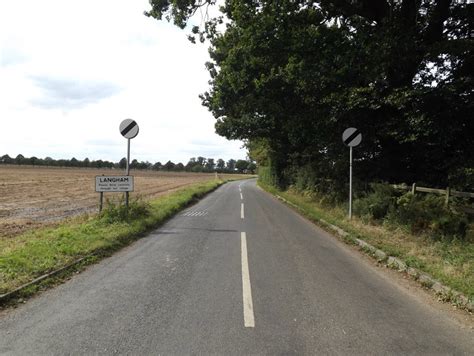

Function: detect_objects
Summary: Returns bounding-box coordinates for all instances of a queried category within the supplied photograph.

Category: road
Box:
[0,179,473,355]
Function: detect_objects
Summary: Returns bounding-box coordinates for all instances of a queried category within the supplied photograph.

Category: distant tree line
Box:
[0,154,256,174]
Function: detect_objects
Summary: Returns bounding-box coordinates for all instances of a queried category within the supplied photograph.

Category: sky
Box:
[0,0,246,164]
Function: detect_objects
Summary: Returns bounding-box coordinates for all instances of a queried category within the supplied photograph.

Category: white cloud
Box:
[0,0,245,164]
[30,76,121,109]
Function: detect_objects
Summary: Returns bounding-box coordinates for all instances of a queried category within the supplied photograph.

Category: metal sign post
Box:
[349,145,353,219]
[126,138,130,208]
[342,127,362,219]
[119,119,139,209]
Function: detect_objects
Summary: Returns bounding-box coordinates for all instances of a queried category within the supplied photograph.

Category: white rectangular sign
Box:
[95,176,134,192]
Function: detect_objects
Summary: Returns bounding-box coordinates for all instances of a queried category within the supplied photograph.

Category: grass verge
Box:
[259,182,474,301]
[0,179,227,304]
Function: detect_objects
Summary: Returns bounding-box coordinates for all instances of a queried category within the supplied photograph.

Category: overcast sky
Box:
[0,0,245,164]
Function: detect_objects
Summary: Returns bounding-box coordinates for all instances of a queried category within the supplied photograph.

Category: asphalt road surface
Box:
[1,179,473,355]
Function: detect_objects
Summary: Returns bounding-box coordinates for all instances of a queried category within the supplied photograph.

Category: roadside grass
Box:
[259,182,474,300]
[0,179,230,300]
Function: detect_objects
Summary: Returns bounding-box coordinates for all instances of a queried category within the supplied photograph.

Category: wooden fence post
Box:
[411,183,416,195]
[445,187,451,207]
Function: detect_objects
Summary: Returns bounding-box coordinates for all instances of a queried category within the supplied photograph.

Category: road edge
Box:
[258,183,474,314]
[0,180,229,308]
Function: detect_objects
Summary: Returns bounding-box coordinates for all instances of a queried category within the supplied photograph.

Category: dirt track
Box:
[0,166,220,238]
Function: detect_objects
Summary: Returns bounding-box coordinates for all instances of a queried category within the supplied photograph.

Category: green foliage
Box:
[226,159,236,171]
[216,158,225,170]
[289,164,348,205]
[246,138,270,166]
[99,198,151,224]
[293,165,319,192]
[258,166,277,186]
[119,157,127,169]
[390,193,468,239]
[247,162,257,174]
[353,185,469,240]
[163,160,176,171]
[449,168,474,191]
[147,0,474,191]
[354,184,399,220]
[235,159,249,173]
[0,153,247,174]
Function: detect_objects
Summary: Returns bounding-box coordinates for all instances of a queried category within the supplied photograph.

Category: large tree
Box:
[147,0,473,188]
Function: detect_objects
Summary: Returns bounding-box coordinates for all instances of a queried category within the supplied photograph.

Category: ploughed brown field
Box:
[0,166,228,238]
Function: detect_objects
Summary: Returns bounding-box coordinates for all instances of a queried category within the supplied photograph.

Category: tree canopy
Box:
[146,0,474,190]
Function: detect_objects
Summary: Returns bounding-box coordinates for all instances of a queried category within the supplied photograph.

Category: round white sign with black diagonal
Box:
[120,119,139,139]
[342,127,362,147]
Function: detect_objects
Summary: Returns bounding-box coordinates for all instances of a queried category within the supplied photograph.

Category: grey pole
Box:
[125,138,130,209]
[349,146,353,219]
[126,138,130,175]
[99,174,104,212]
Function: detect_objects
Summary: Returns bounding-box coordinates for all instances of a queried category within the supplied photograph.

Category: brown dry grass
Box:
[0,166,237,238]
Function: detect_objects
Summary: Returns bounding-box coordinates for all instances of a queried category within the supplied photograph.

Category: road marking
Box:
[241,203,244,219]
[241,232,255,328]
[182,211,208,217]
[240,193,243,200]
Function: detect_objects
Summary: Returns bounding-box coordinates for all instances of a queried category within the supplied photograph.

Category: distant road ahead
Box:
[1,179,473,354]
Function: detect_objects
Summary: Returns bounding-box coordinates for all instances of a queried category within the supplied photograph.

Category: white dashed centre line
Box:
[241,203,244,219]
[240,193,243,200]
[241,232,255,328]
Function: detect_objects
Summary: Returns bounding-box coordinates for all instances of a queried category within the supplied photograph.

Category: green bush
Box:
[294,165,318,192]
[353,184,468,239]
[354,183,399,220]
[389,193,468,239]
[258,166,278,186]
[289,165,347,205]
[99,197,151,223]
[448,167,474,191]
